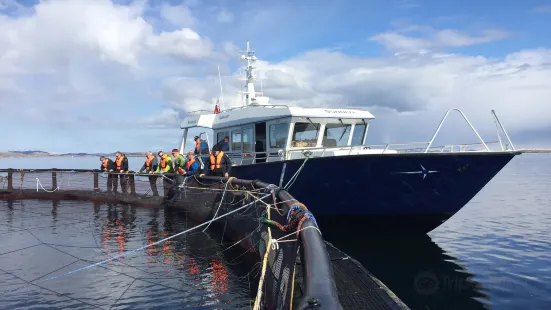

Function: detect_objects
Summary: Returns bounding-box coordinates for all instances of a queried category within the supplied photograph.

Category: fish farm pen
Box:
[0,168,409,310]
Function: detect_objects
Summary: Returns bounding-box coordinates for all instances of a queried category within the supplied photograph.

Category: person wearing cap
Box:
[194,136,209,155]
[99,156,117,193]
[200,144,232,178]
[171,148,186,187]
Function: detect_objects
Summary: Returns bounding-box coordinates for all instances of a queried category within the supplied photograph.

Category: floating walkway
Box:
[0,168,409,310]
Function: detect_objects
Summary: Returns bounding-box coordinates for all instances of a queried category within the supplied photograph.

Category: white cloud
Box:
[153,46,551,145]
[1,0,550,152]
[532,5,551,13]
[371,26,510,52]
[216,9,234,23]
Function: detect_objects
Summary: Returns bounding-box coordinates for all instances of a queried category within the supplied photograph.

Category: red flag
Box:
[214,98,220,114]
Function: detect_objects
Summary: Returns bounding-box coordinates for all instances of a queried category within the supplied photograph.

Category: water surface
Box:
[0,200,253,309]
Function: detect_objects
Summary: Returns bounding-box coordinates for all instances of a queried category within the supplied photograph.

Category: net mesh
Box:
[0,169,302,310]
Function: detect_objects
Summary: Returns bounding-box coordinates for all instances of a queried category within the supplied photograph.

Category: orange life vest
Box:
[102,159,108,169]
[186,159,196,170]
[116,155,125,170]
[145,155,155,171]
[160,155,168,169]
[210,151,224,170]
[195,140,201,152]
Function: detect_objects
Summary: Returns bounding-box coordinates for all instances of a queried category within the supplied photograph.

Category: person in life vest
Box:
[200,144,232,178]
[138,152,159,196]
[171,148,186,187]
[99,156,117,193]
[194,136,209,156]
[114,151,130,194]
[184,151,201,176]
[155,151,174,197]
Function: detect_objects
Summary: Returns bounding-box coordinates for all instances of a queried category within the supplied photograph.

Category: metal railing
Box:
[187,108,518,166]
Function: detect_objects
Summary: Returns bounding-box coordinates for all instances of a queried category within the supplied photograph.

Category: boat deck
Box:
[327,242,409,310]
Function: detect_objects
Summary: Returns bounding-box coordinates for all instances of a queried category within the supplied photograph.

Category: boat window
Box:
[242,127,253,152]
[351,123,366,146]
[323,123,351,147]
[292,122,320,147]
[217,131,229,145]
[269,123,289,148]
[231,130,242,151]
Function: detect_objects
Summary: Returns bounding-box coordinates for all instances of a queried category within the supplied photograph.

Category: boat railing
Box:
[183,104,290,118]
[222,139,511,165]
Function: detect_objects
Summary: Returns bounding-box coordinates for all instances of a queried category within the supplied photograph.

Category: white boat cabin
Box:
[179,104,395,165]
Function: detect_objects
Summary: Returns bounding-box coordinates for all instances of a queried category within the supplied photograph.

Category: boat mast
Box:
[239,41,257,106]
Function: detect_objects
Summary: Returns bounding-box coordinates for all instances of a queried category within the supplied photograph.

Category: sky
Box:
[0,0,550,153]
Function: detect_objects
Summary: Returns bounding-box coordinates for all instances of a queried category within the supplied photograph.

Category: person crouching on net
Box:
[155,151,174,197]
[100,156,117,193]
[138,152,159,196]
[200,144,232,178]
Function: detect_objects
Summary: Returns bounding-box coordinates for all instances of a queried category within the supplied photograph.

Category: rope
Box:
[283,154,311,190]
[202,177,234,232]
[253,190,273,310]
[36,178,59,193]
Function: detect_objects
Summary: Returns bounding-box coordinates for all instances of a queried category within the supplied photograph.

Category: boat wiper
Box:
[306,117,319,131]
[338,118,350,141]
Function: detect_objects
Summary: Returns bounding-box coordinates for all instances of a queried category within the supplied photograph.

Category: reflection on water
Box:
[0,200,252,309]
[326,233,487,310]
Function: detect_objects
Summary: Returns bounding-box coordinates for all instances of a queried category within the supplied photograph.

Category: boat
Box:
[178,41,522,234]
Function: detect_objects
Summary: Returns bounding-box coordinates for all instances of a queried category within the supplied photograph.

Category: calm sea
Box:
[1,154,551,310]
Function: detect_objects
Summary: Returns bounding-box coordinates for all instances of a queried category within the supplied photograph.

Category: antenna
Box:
[217,65,224,110]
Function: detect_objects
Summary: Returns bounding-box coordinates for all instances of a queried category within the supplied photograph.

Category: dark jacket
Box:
[203,152,232,176]
[100,158,116,171]
[139,156,158,173]
[218,141,230,152]
[115,155,129,172]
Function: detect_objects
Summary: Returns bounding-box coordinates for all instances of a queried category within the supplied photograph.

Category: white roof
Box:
[180,105,375,129]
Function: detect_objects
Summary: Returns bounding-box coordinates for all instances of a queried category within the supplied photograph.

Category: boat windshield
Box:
[323,123,351,147]
[269,123,289,149]
[292,122,320,147]
[351,123,367,146]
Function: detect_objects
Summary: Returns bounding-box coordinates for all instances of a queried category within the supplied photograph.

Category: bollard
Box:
[130,175,136,195]
[93,172,99,192]
[52,169,57,191]
[7,169,13,191]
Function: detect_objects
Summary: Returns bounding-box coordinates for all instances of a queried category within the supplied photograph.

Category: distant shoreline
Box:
[0,153,145,158]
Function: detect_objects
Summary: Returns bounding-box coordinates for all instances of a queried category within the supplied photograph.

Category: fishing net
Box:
[0,169,305,310]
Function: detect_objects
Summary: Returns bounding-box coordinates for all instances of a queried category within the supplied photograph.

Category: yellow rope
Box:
[290,262,296,310]
[253,195,273,309]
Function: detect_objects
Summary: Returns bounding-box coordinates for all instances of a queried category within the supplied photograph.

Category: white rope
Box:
[36,178,59,193]
[283,154,311,190]
[270,226,322,251]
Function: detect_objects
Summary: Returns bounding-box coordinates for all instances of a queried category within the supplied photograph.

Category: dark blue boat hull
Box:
[226,152,519,233]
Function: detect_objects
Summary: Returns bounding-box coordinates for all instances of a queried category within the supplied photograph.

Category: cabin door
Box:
[255,122,267,163]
